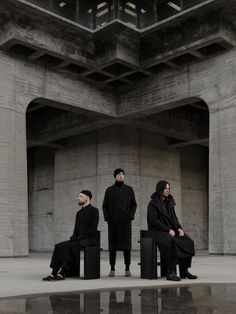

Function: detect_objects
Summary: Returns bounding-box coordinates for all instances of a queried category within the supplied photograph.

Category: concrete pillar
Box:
[14,112,28,256]
[0,53,30,256]
[220,104,236,254]
[209,107,224,254]
[209,100,236,254]
[0,108,28,256]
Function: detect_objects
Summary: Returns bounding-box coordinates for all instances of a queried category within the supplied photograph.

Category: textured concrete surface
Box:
[1,1,236,258]
[28,126,208,252]
[0,252,236,298]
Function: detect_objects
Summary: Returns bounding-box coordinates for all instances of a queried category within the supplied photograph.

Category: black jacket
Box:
[147,193,195,260]
[103,182,137,250]
[70,204,99,247]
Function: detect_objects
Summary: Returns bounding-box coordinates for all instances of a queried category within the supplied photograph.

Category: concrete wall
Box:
[28,127,209,252]
[0,49,115,256]
[3,43,236,255]
[28,147,55,251]
[180,146,208,250]
[28,126,184,251]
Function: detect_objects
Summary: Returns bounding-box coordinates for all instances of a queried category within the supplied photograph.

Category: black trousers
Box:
[178,256,192,271]
[50,240,81,276]
[162,237,193,273]
[166,256,192,273]
[109,250,131,270]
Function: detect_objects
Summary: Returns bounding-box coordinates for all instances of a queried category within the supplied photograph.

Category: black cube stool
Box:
[84,243,100,280]
[68,231,100,280]
[84,230,100,280]
[139,230,169,279]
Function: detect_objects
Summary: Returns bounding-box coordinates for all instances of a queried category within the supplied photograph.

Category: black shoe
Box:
[166,271,182,281]
[42,274,56,281]
[180,270,198,279]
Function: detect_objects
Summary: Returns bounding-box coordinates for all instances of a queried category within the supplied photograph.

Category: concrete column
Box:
[0,53,29,256]
[209,107,224,254]
[0,108,28,256]
[0,107,15,256]
[220,105,236,254]
[209,100,236,254]
[14,112,28,256]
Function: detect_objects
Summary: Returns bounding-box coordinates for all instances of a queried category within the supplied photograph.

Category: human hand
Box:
[169,229,175,237]
[178,229,184,237]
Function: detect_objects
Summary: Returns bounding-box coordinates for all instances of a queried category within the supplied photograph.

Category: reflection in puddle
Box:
[1,284,236,314]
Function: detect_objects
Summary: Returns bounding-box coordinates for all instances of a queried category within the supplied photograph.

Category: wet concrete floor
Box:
[0,283,236,314]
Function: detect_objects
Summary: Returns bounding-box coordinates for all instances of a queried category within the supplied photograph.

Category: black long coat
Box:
[50,204,99,273]
[147,192,195,261]
[70,204,99,247]
[103,182,137,250]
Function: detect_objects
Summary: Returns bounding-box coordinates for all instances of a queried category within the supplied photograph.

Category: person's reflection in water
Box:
[179,287,197,314]
[160,287,197,314]
[50,292,101,314]
[140,288,158,314]
[109,290,133,314]
[50,294,81,314]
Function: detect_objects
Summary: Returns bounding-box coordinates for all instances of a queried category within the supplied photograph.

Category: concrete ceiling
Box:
[26,100,209,149]
[0,0,236,87]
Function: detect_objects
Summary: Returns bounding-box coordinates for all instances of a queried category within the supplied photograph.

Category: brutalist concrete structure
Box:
[0,0,235,256]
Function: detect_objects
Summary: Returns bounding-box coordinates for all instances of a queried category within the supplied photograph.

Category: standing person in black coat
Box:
[147,180,197,281]
[43,190,99,281]
[103,168,137,277]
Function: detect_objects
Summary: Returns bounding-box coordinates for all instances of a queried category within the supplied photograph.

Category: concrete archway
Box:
[26,97,209,252]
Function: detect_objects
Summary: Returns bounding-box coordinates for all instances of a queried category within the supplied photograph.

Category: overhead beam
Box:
[189,50,206,60]
[27,140,65,149]
[28,118,117,147]
[169,138,209,148]
[28,51,45,60]
[124,107,208,141]
[28,105,209,147]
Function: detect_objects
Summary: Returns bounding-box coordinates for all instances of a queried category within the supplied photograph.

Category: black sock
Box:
[111,266,115,271]
[125,266,130,271]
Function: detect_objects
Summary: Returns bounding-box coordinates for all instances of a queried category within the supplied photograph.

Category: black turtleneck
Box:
[115,180,124,187]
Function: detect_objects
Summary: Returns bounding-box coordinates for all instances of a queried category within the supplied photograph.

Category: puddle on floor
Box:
[0,283,236,313]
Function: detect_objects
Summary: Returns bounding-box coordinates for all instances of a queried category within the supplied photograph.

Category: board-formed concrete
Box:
[1,1,236,256]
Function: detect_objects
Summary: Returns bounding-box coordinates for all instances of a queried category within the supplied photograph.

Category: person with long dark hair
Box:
[147,180,197,281]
